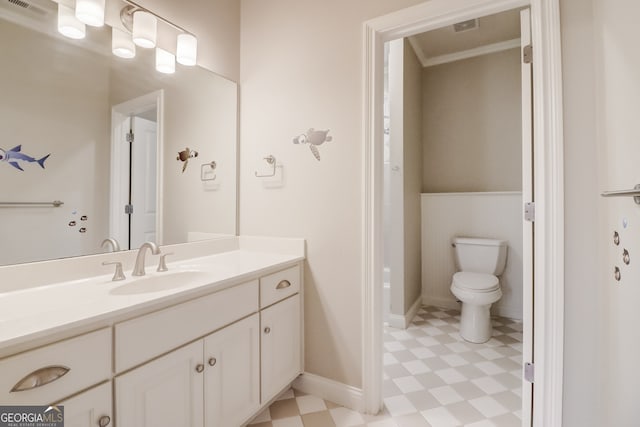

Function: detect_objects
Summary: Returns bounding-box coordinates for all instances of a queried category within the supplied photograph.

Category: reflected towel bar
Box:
[0,200,64,208]
[601,184,640,205]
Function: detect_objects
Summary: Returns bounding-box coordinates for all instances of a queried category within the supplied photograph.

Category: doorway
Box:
[109,90,164,250]
[362,1,564,426]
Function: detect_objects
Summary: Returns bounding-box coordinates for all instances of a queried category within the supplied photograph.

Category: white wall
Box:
[421,193,523,319]
[0,21,111,265]
[240,0,427,389]
[422,48,522,192]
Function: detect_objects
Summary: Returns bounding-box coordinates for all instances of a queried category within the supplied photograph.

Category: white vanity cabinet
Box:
[259,265,302,403]
[57,382,113,427]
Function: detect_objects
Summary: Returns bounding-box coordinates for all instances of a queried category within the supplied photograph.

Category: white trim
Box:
[292,373,364,413]
[421,296,523,321]
[362,0,564,425]
[387,295,422,329]
[109,90,164,248]
[423,38,521,67]
[421,191,523,197]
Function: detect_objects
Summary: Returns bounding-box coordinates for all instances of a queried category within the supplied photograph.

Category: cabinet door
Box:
[58,382,112,427]
[261,294,301,402]
[115,341,204,427]
[204,314,260,427]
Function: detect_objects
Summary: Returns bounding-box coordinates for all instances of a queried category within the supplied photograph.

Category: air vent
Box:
[8,0,30,8]
[453,19,479,33]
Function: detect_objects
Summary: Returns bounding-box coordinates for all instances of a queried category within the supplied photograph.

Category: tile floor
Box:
[249,305,523,427]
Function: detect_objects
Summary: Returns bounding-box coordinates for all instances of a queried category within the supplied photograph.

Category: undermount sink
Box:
[110,271,209,295]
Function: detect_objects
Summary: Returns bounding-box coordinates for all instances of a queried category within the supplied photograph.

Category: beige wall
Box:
[239,0,426,388]
[136,0,240,80]
[560,0,602,425]
[240,3,609,424]
[422,48,522,192]
[402,40,424,312]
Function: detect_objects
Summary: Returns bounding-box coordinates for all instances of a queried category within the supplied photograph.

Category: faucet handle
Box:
[102,261,126,281]
[157,252,174,272]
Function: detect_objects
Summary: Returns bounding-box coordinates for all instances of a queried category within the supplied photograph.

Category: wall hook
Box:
[255,155,276,178]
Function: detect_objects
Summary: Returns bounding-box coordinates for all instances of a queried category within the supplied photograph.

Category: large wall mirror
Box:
[0,0,237,266]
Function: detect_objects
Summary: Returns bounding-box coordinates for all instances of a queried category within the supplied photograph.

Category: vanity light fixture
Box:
[57,4,86,40]
[75,0,105,27]
[132,10,157,48]
[112,28,136,59]
[156,48,176,74]
[176,33,198,66]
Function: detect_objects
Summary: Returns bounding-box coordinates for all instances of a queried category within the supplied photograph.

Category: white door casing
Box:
[362,1,564,426]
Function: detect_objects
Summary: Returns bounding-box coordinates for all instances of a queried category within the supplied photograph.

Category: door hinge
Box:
[124,204,133,215]
[523,44,533,64]
[524,362,535,383]
[126,130,134,143]
[524,202,535,222]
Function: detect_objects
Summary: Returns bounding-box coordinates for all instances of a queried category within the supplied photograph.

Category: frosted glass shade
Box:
[156,48,175,74]
[176,34,198,66]
[75,0,105,27]
[132,11,157,48]
[57,4,86,39]
[112,28,136,59]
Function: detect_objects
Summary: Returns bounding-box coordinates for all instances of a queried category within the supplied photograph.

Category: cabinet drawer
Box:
[0,328,111,405]
[115,280,258,373]
[260,265,300,308]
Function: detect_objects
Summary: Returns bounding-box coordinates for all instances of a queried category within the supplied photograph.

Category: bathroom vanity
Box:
[0,237,304,427]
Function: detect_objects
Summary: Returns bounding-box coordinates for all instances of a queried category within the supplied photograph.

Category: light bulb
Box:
[132,11,157,48]
[176,34,197,66]
[156,48,175,74]
[112,28,136,59]
[58,4,86,39]
[75,0,105,27]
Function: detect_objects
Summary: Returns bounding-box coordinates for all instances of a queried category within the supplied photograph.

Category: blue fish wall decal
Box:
[0,145,50,171]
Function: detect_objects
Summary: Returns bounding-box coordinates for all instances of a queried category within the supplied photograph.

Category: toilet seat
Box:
[452,272,499,292]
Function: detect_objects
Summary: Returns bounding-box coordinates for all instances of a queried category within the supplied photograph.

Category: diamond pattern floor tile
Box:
[249,306,522,427]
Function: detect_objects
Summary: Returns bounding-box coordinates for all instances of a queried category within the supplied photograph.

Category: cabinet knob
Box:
[195,364,205,373]
[264,327,271,334]
[208,357,217,367]
[98,415,111,427]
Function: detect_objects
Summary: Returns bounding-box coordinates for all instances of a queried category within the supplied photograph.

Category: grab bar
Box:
[0,200,64,208]
[601,184,640,205]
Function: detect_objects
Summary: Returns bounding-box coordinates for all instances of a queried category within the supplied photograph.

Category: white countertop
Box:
[0,246,303,353]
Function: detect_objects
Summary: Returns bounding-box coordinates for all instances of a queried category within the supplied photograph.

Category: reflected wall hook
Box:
[255,155,276,178]
[201,161,217,181]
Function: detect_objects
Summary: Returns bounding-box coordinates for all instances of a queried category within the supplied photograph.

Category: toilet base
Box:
[459,302,493,343]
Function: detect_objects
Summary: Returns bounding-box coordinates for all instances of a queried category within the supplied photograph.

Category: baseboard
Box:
[422,295,522,320]
[292,372,364,413]
[387,295,422,329]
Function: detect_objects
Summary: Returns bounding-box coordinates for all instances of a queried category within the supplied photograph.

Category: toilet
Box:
[450,237,508,343]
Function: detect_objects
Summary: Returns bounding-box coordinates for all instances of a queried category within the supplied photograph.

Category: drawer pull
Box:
[276,280,291,290]
[10,365,70,392]
[195,364,205,373]
[98,415,111,427]
[208,357,217,367]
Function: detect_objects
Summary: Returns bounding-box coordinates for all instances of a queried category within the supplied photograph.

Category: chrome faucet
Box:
[132,242,161,276]
[101,238,121,252]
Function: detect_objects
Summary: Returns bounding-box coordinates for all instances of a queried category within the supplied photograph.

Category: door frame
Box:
[109,90,165,249]
[361,1,564,426]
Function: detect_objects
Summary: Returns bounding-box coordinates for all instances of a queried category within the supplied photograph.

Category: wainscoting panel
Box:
[421,192,523,319]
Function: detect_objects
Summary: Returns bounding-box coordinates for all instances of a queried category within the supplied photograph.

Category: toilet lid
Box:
[453,272,499,291]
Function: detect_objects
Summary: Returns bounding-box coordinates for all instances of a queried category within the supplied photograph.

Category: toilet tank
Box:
[452,237,508,275]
